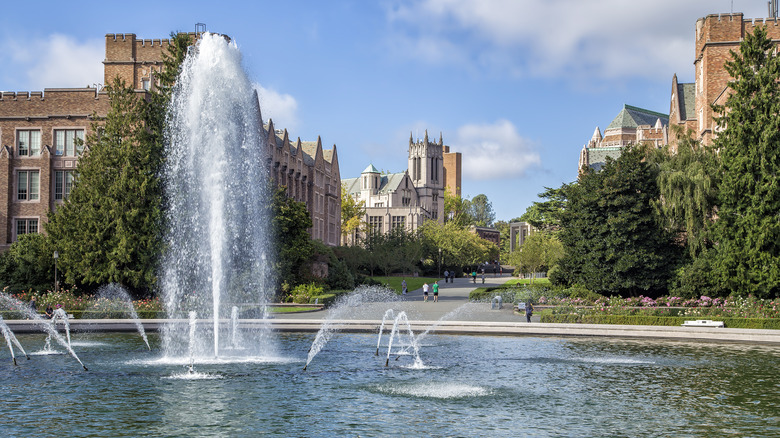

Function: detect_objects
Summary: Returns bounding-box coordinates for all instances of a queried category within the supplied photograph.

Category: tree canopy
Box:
[709,26,780,298]
[554,145,680,297]
[468,194,495,227]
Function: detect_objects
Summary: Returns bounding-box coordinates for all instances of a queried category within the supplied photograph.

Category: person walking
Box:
[443,270,449,284]
[401,279,408,295]
[423,283,429,302]
[526,302,534,323]
[432,281,439,302]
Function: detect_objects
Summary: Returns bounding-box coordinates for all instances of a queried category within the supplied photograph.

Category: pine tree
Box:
[710,26,780,298]
[555,145,679,297]
[46,78,163,290]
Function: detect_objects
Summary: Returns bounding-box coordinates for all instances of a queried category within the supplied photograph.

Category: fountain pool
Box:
[1,331,778,437]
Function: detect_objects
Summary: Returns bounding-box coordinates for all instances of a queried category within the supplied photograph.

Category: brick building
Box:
[671,12,780,147]
[0,32,340,250]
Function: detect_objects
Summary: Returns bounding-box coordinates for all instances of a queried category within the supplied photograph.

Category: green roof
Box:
[677,83,696,121]
[362,164,380,174]
[605,104,669,130]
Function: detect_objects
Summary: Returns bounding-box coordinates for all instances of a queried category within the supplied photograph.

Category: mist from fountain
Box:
[0,315,28,365]
[95,283,150,350]
[160,32,274,361]
[52,308,71,348]
[0,293,87,370]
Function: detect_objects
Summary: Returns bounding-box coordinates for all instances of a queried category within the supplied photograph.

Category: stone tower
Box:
[408,130,444,220]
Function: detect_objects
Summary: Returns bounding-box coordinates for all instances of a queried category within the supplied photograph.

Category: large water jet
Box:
[160,33,274,361]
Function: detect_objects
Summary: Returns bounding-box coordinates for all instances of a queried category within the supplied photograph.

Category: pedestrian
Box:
[401,279,408,295]
[443,270,449,284]
[526,302,534,323]
[432,281,439,302]
[481,272,485,284]
[423,283,429,302]
[29,296,37,313]
[471,270,477,283]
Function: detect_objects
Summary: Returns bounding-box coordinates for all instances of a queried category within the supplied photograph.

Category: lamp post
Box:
[53,251,59,293]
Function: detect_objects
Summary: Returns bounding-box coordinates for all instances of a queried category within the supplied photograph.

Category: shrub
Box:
[288,282,324,304]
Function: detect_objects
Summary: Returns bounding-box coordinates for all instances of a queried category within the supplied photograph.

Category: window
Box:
[54,170,74,200]
[17,170,40,201]
[368,216,383,234]
[16,219,38,237]
[17,130,41,157]
[142,78,151,91]
[391,216,405,229]
[54,129,85,156]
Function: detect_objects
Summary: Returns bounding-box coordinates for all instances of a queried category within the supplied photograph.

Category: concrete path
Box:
[279,273,528,323]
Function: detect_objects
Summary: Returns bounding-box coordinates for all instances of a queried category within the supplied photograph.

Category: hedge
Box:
[541,313,780,329]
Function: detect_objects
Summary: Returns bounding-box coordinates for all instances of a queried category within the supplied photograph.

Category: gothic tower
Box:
[408,130,444,221]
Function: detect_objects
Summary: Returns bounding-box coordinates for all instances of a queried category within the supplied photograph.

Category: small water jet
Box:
[385,311,422,367]
[0,293,87,370]
[304,286,399,370]
[52,308,71,348]
[0,315,28,365]
[95,284,151,350]
[376,309,395,356]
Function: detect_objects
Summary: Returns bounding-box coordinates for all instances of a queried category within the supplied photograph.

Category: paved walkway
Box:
[279,273,528,323]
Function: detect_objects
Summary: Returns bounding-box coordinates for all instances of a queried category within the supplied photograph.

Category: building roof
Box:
[342,171,407,196]
[677,83,696,121]
[605,104,669,130]
[362,164,380,174]
[584,146,623,171]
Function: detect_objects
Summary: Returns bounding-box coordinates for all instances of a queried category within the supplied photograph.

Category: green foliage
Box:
[46,78,163,292]
[709,26,780,299]
[649,129,720,258]
[0,234,56,293]
[443,189,473,228]
[361,227,423,276]
[506,231,564,283]
[340,183,365,244]
[468,194,495,227]
[272,186,314,290]
[520,186,567,232]
[287,282,324,304]
[419,220,497,274]
[555,145,681,297]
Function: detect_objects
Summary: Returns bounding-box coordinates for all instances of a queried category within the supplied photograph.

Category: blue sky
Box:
[0,0,770,221]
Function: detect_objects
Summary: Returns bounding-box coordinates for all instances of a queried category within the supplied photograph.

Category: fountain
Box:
[160,32,274,361]
[0,315,28,365]
[95,283,151,350]
[0,293,87,370]
[375,309,395,355]
[303,285,399,370]
[384,311,423,367]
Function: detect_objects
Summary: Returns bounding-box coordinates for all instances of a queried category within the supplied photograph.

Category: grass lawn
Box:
[268,306,319,313]
[370,276,444,293]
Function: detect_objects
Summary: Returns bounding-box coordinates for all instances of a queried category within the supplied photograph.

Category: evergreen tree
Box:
[46,78,163,291]
[520,186,567,232]
[469,194,495,227]
[272,186,313,290]
[555,145,679,297]
[710,26,780,298]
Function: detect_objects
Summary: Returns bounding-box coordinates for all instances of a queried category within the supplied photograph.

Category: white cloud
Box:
[253,83,300,133]
[0,34,103,90]
[386,0,736,82]
[452,119,540,181]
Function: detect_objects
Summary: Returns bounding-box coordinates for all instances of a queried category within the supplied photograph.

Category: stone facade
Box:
[342,131,461,243]
[0,32,340,249]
